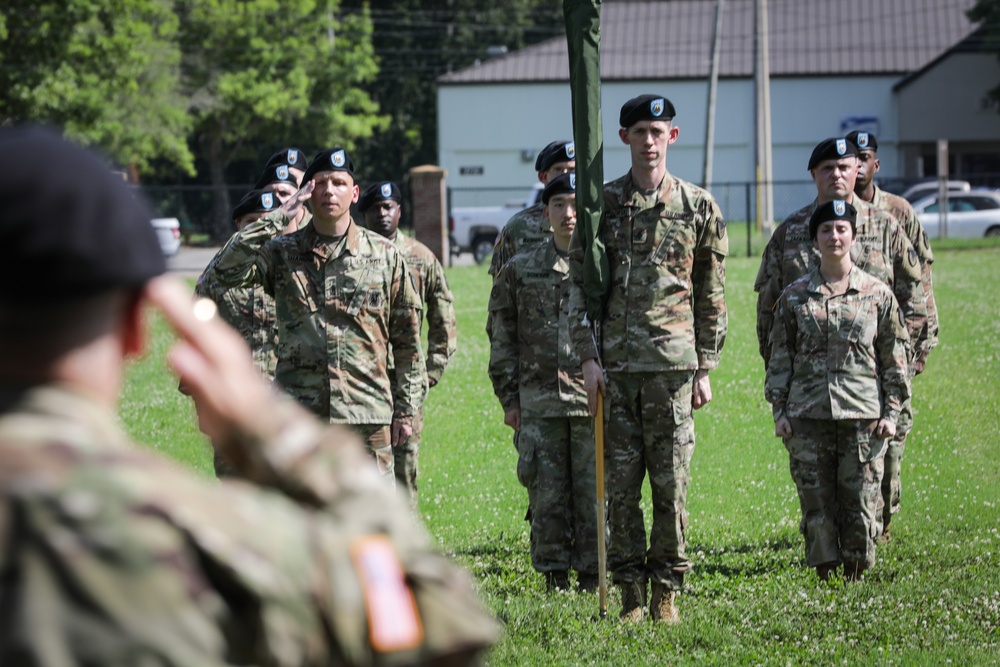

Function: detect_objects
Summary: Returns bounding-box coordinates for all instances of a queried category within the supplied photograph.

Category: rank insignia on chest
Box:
[367,289,384,309]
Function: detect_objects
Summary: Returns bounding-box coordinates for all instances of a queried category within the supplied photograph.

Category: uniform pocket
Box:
[515,431,537,488]
[857,422,887,463]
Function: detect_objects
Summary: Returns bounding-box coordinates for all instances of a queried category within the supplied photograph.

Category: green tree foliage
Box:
[969,0,1000,110]
[0,0,194,176]
[343,0,564,188]
[176,0,384,237]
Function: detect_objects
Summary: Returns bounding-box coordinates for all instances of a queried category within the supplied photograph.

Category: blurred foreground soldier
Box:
[359,181,457,508]
[754,137,927,370]
[765,200,910,581]
[568,95,728,622]
[488,174,598,593]
[0,126,498,665]
[847,129,939,542]
[207,148,428,480]
[487,139,576,277]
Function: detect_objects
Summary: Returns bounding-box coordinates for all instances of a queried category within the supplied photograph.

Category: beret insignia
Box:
[261,192,274,209]
[276,165,289,180]
[565,142,576,159]
[380,183,393,198]
[651,98,665,117]
[331,150,346,168]
[857,132,870,149]
[836,139,847,155]
[287,149,299,165]
[834,200,846,216]
[569,173,576,189]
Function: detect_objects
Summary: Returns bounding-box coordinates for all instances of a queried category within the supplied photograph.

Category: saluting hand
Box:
[280,180,314,222]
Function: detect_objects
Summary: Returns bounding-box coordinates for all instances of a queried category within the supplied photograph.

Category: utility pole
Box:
[754,0,774,232]
[702,0,724,189]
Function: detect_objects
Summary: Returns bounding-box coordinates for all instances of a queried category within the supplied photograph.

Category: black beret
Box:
[807,137,859,170]
[253,162,298,190]
[264,147,307,171]
[542,172,576,204]
[300,147,355,185]
[534,140,576,172]
[0,126,165,303]
[619,94,675,128]
[809,199,857,239]
[357,181,402,213]
[845,130,878,152]
[232,188,280,221]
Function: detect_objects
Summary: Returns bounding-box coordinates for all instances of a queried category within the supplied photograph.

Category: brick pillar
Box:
[409,165,449,266]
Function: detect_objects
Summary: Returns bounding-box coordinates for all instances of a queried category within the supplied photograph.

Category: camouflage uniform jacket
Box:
[392,233,456,385]
[869,185,939,367]
[196,247,278,378]
[208,216,427,425]
[568,170,729,372]
[765,266,911,424]
[754,196,927,367]
[488,238,589,419]
[488,203,550,277]
[0,383,498,665]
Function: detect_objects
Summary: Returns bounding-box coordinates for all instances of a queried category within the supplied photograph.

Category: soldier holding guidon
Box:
[569,94,728,623]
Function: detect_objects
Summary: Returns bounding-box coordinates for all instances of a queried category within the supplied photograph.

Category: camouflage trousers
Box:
[785,418,887,570]
[877,396,913,534]
[518,416,599,575]
[393,410,423,510]
[353,423,395,484]
[605,371,695,591]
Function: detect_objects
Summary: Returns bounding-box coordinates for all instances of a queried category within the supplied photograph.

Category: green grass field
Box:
[122,248,1000,665]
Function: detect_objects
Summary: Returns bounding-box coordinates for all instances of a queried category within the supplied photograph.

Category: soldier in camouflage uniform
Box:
[195,189,284,477]
[766,200,910,581]
[0,126,499,665]
[359,181,456,509]
[568,95,728,623]
[487,139,576,277]
[197,189,283,380]
[755,137,928,370]
[206,148,428,480]
[488,174,598,593]
[847,130,939,541]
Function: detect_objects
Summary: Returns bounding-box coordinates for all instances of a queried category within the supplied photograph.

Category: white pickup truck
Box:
[449,184,543,264]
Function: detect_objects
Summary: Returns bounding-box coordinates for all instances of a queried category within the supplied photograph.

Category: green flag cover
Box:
[563,0,608,321]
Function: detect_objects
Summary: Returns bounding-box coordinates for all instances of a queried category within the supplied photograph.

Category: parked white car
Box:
[449,184,543,264]
[900,179,970,204]
[151,217,182,256]
[912,191,1000,239]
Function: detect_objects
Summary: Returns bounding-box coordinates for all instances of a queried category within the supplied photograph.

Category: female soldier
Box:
[765,200,910,581]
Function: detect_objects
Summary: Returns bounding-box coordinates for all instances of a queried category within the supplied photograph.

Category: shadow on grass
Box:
[689,535,803,578]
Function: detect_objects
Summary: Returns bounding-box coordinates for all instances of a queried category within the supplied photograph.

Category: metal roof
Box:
[438,0,979,84]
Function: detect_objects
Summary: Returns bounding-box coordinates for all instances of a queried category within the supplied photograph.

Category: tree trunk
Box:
[206,135,233,242]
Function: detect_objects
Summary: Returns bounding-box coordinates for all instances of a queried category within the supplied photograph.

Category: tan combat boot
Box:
[618,581,646,623]
[650,582,680,623]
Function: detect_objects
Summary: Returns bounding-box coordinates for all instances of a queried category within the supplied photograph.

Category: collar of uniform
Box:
[302,218,360,260]
[620,169,675,209]
[806,264,864,295]
[870,185,888,209]
[0,382,129,453]
[541,236,569,274]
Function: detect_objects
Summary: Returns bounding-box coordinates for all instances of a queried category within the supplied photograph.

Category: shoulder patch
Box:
[351,536,424,653]
[717,218,727,239]
[907,247,918,269]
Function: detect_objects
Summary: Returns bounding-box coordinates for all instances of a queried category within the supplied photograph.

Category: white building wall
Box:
[438,74,902,214]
